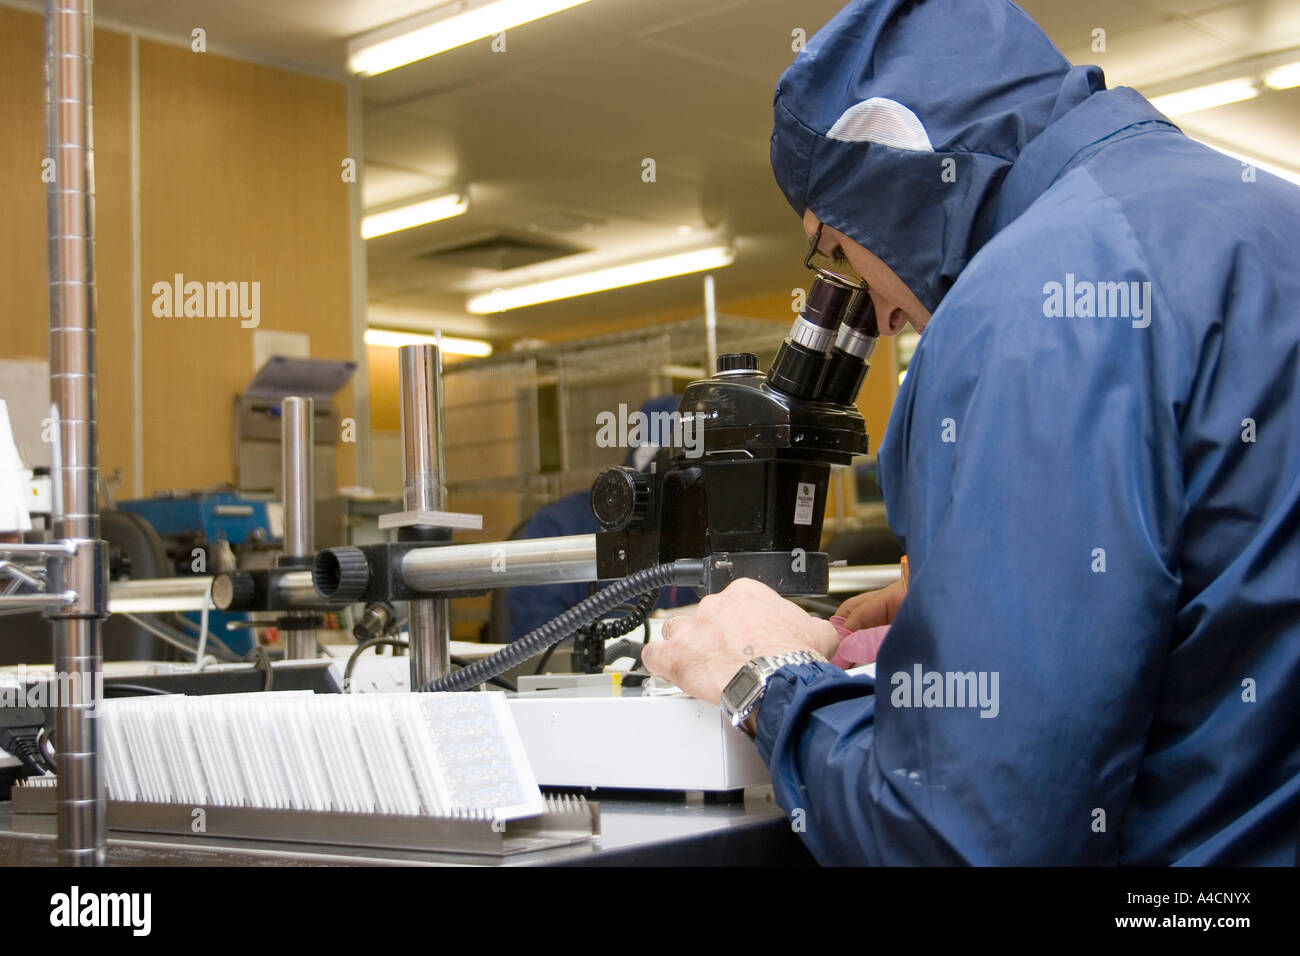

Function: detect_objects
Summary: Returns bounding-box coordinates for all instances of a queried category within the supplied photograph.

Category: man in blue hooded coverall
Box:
[641,0,1300,865]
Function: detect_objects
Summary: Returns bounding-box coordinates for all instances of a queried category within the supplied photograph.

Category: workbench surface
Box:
[0,787,814,866]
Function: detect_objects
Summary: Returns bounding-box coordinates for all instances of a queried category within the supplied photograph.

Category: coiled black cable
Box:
[423,560,701,693]
[589,588,659,640]
[532,588,659,675]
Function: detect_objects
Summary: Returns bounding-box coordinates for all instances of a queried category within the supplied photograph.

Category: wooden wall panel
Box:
[0,8,54,360]
[0,11,135,493]
[366,343,401,433]
[137,40,353,493]
[1,9,356,499]
[93,31,137,495]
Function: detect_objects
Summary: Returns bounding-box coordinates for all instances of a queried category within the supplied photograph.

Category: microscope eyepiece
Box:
[766,274,859,399]
[818,288,879,406]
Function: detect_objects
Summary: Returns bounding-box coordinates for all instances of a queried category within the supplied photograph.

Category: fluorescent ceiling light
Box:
[466,245,735,313]
[362,193,467,239]
[1197,141,1300,187]
[364,328,493,357]
[1149,77,1258,116]
[349,0,596,76]
[1263,60,1300,91]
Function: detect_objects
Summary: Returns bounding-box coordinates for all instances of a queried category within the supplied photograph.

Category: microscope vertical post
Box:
[281,396,317,660]
[399,344,452,689]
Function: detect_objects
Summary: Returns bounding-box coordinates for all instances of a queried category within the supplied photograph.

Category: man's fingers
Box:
[843,580,907,631]
[835,591,874,618]
[640,639,675,681]
[808,618,841,659]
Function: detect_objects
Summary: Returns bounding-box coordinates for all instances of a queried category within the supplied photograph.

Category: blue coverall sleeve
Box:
[755,179,1188,864]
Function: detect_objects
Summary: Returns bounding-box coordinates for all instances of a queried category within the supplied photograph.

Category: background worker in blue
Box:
[642,0,1300,865]
[506,395,694,640]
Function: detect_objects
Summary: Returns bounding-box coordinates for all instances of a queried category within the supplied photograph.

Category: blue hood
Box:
[771,0,1106,312]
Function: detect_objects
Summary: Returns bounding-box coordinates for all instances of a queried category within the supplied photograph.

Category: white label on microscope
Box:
[794,482,816,526]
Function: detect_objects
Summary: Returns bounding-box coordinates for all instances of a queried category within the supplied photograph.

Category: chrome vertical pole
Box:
[280,396,316,659]
[44,0,107,866]
[398,344,451,690]
[704,273,718,375]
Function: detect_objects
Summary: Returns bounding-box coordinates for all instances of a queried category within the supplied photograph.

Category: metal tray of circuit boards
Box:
[11,780,599,856]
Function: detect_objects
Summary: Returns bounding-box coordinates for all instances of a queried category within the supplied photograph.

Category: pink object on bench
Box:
[828,615,890,668]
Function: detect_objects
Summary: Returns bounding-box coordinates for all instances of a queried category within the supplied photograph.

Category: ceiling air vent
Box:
[416,233,584,271]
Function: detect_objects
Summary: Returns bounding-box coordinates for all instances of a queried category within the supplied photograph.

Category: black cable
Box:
[344,636,408,688]
[533,589,659,675]
[7,736,45,775]
[589,589,659,640]
[0,707,50,775]
[602,638,646,667]
[450,655,516,693]
[424,560,701,693]
[535,587,660,676]
[245,644,274,692]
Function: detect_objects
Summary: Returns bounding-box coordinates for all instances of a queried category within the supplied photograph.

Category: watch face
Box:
[727,669,760,702]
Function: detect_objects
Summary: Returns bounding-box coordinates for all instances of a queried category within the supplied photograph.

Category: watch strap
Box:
[722,649,828,732]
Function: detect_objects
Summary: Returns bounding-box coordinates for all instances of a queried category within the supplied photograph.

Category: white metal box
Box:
[507,695,770,792]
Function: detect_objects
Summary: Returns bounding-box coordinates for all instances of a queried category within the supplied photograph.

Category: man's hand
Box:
[640,578,839,707]
[835,578,907,632]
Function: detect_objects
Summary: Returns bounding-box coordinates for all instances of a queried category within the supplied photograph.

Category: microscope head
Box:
[592,282,878,596]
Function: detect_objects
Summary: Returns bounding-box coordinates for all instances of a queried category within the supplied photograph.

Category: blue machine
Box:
[117,491,282,654]
[118,491,278,549]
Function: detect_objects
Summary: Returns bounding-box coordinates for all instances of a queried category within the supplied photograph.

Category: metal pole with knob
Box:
[398,344,451,690]
[279,396,318,660]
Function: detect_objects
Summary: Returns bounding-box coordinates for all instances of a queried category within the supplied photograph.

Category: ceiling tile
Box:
[1181,0,1300,48]
[363,162,446,207]
[1177,86,1300,166]
[1064,18,1239,86]
[522,38,772,148]
[1017,0,1170,54]
[638,0,848,87]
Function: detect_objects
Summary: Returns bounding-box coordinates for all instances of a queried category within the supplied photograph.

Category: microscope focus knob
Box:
[212,571,256,611]
[716,352,758,373]
[590,466,651,532]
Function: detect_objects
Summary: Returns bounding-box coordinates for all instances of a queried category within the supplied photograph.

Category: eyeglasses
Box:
[804,222,866,290]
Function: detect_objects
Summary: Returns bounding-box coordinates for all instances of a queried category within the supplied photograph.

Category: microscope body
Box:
[591,353,868,597]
